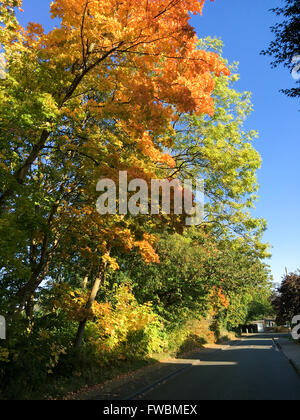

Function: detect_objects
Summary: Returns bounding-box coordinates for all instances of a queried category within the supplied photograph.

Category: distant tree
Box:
[262,0,300,99]
[246,297,274,323]
[273,272,300,325]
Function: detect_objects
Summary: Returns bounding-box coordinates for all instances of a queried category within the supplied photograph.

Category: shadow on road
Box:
[139,335,300,400]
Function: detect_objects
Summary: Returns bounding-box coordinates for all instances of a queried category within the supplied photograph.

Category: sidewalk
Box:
[276,336,300,374]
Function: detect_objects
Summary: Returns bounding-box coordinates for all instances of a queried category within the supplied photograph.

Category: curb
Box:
[124,339,241,400]
[272,338,300,378]
[288,358,300,376]
[124,363,191,401]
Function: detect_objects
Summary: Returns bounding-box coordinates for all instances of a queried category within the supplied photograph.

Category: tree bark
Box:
[82,274,89,289]
[25,294,35,331]
[7,262,50,321]
[7,235,59,321]
[0,130,50,215]
[74,261,107,349]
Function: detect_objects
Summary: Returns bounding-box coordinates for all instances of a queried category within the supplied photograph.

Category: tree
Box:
[273,271,300,325]
[0,1,229,328]
[262,0,300,99]
[110,228,272,334]
[172,38,267,243]
[0,0,229,213]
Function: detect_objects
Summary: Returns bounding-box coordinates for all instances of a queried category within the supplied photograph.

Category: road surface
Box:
[138,334,300,400]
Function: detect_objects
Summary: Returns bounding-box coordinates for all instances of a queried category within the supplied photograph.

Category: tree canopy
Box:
[273,272,300,325]
[0,1,273,399]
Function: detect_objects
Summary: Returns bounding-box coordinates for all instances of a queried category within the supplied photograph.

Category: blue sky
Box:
[192,0,300,285]
[18,0,300,285]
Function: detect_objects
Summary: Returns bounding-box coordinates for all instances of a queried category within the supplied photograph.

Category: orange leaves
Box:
[137,132,162,162]
[49,0,207,29]
[16,0,230,196]
[134,234,160,264]
[137,132,176,168]
[160,153,176,168]
[110,228,135,252]
[6,0,230,278]
[26,22,44,37]
[25,0,229,128]
[135,240,159,264]
[217,288,230,309]
[209,286,230,311]
[92,300,111,320]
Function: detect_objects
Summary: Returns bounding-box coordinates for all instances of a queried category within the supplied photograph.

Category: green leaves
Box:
[172,38,265,242]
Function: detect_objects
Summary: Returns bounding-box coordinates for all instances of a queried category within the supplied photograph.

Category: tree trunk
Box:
[8,269,46,321]
[74,261,107,349]
[25,294,35,331]
[8,233,60,321]
[8,252,52,321]
[82,274,89,289]
[0,130,50,215]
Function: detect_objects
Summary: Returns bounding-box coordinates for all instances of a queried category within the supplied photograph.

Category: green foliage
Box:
[0,5,273,398]
[173,38,266,242]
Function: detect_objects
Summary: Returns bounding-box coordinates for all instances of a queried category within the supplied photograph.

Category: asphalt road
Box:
[139,335,300,400]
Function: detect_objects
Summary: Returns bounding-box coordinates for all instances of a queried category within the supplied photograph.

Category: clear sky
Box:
[192,0,300,285]
[17,0,300,285]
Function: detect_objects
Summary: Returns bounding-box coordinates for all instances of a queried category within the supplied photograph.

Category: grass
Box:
[1,323,237,400]
[20,359,154,400]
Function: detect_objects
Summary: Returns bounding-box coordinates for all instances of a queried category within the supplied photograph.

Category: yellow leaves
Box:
[90,284,158,356]
[46,343,67,375]
[102,253,119,271]
[52,284,92,321]
[0,162,9,171]
[0,347,9,363]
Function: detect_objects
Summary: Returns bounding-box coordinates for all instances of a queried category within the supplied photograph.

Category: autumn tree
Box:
[0,0,228,212]
[0,1,230,330]
[109,228,271,333]
[172,38,267,243]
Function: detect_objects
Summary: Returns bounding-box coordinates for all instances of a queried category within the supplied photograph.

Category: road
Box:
[138,334,300,400]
